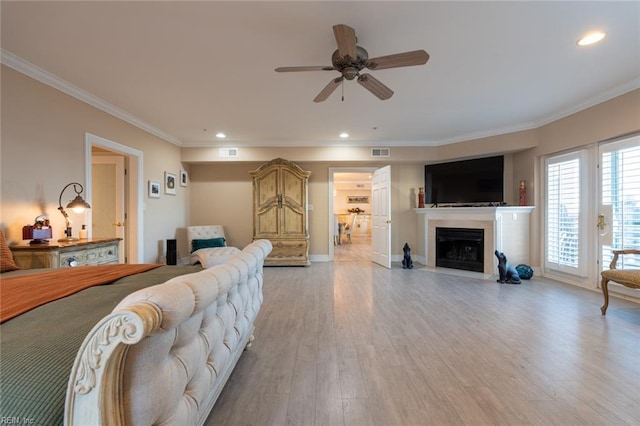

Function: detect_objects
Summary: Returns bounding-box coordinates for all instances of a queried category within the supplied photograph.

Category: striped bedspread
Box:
[1,264,162,323]
[0,265,202,425]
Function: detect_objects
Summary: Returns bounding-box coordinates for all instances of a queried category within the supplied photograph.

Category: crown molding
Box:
[2,49,637,150]
[0,49,182,147]
[535,77,640,129]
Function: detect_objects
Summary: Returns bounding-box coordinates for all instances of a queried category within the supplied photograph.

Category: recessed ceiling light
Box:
[577,32,605,46]
[339,132,349,138]
[216,132,226,139]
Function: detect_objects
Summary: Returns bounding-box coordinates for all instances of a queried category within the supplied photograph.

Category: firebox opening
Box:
[436,227,484,273]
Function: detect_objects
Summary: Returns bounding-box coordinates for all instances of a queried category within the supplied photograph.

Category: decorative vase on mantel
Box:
[418,187,425,208]
[519,180,526,206]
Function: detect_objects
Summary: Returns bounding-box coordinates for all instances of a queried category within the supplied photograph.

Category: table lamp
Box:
[58,182,91,241]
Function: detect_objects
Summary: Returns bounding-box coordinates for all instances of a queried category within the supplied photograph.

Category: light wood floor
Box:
[334,234,372,262]
[205,259,640,425]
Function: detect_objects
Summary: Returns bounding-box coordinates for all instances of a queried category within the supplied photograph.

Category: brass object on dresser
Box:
[250,158,310,266]
[9,238,121,269]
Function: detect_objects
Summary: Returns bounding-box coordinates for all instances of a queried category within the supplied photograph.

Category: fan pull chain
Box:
[341,79,344,102]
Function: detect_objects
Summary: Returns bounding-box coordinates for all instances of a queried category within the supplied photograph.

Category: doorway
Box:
[597,134,640,298]
[329,167,376,261]
[85,133,144,263]
[92,154,125,262]
[543,132,640,294]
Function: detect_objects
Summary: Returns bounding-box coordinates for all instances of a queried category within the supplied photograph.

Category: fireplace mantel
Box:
[414,206,535,277]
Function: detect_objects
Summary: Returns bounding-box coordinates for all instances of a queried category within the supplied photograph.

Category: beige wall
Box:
[188,162,258,252]
[3,63,638,266]
[187,161,426,260]
[334,189,370,214]
[1,66,188,263]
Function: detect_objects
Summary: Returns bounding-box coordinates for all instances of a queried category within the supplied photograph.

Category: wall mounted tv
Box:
[424,155,504,205]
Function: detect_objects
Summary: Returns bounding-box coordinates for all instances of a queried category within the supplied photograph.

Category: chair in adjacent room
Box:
[343,213,358,244]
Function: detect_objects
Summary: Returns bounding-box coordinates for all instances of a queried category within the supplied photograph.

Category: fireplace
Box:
[436,227,484,272]
[415,206,534,277]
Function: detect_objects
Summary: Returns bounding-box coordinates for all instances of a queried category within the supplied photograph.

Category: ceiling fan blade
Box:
[275,66,335,72]
[366,50,429,70]
[333,24,357,60]
[313,77,343,103]
[357,74,394,100]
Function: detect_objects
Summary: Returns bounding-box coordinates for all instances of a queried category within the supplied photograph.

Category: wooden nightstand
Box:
[9,238,121,269]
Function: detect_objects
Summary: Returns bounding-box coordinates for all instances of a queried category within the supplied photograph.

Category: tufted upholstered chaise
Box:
[187,225,241,268]
[65,239,272,425]
[600,249,640,315]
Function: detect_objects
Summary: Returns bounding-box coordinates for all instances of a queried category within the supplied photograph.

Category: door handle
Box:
[112,222,123,227]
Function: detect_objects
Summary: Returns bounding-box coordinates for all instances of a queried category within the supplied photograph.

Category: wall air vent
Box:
[371,148,390,157]
[218,147,239,158]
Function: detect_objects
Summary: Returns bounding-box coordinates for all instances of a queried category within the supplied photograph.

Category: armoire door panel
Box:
[282,207,305,235]
[257,206,279,235]
[255,171,279,208]
[282,169,304,206]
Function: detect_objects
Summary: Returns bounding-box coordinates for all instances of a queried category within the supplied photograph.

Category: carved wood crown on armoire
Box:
[249,158,311,266]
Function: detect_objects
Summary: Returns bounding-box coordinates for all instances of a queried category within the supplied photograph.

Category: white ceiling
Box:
[2,1,639,148]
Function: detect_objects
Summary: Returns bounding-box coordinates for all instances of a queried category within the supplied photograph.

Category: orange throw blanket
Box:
[1,264,161,323]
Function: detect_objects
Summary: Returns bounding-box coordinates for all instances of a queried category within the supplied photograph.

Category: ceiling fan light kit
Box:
[275,24,429,102]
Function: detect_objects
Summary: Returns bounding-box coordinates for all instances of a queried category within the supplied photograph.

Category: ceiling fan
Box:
[275,24,429,102]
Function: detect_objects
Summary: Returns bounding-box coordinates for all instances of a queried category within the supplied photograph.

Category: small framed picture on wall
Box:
[347,195,369,204]
[148,181,160,198]
[165,172,177,195]
[180,170,188,187]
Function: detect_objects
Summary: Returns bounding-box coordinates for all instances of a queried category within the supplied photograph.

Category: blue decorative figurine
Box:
[494,250,521,284]
[402,243,414,269]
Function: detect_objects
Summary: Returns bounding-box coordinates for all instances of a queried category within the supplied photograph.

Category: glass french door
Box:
[598,134,640,276]
[545,151,588,277]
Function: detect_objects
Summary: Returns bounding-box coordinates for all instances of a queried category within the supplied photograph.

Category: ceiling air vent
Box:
[371,148,390,157]
[218,147,239,158]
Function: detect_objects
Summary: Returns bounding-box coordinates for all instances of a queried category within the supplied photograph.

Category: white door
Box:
[371,165,391,268]
[92,156,125,262]
[598,135,640,295]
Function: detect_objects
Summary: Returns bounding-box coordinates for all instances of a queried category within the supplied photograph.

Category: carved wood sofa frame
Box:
[64,239,272,425]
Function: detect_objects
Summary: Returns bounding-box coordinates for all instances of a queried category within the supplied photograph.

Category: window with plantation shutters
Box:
[545,152,584,275]
[600,140,640,270]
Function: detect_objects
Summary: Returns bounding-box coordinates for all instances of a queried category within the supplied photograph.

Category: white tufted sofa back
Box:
[65,239,272,426]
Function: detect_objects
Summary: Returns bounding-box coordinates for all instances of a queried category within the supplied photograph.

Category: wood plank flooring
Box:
[205,257,640,425]
[334,234,372,262]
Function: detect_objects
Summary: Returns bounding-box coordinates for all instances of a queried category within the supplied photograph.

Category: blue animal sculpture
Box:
[494,250,521,284]
[402,243,414,269]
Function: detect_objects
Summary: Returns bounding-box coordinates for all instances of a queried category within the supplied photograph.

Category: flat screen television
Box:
[424,155,504,205]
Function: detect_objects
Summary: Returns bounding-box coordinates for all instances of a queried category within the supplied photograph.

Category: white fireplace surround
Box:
[414,206,535,278]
